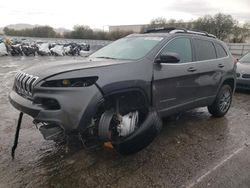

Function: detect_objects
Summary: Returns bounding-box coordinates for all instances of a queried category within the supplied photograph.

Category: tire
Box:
[113,110,162,155]
[208,84,232,117]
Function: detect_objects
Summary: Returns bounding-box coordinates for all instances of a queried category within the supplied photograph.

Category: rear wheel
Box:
[208,84,232,117]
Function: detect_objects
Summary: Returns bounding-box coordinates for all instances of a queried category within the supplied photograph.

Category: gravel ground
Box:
[0,56,250,188]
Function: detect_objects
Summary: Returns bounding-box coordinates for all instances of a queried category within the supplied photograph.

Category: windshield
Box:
[239,52,250,63]
[90,36,163,60]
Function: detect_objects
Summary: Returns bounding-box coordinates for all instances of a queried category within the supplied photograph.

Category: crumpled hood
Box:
[22,58,131,81]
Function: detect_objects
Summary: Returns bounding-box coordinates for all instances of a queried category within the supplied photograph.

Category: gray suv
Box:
[9,28,236,155]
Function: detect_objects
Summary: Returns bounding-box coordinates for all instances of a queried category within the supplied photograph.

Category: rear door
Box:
[192,38,225,103]
[153,37,199,116]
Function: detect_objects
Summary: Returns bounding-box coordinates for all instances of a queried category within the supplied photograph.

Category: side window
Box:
[195,39,216,61]
[215,43,227,58]
[161,38,192,63]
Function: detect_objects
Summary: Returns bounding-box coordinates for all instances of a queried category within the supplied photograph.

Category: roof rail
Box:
[144,27,216,38]
[144,27,179,33]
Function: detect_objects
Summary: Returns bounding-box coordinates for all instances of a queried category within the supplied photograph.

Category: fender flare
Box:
[216,75,236,95]
[77,87,150,132]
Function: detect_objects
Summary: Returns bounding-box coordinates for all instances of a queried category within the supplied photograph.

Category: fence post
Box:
[241,44,245,56]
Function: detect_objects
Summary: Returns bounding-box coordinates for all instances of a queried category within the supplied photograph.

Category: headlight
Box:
[41,76,98,87]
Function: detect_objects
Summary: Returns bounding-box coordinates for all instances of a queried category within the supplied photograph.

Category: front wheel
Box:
[113,110,162,155]
[208,84,232,117]
[98,109,162,155]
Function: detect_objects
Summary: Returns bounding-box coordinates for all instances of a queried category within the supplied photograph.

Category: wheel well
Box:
[107,90,148,112]
[222,78,235,91]
[96,90,149,118]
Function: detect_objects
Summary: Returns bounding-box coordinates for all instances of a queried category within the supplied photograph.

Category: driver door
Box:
[153,37,199,117]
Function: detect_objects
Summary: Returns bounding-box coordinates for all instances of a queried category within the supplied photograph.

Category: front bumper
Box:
[9,85,103,131]
[236,78,250,90]
[9,91,41,117]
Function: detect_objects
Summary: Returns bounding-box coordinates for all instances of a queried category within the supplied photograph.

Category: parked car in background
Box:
[236,52,250,90]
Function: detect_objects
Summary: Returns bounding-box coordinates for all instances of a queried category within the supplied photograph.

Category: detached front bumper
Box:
[9,85,103,131]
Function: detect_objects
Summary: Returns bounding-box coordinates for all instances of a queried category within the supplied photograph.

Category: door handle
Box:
[218,64,225,68]
[187,67,197,72]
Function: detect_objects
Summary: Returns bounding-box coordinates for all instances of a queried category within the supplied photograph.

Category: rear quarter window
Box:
[214,43,227,58]
[194,39,217,61]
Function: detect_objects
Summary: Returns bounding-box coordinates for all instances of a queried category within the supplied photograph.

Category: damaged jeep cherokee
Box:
[9,28,236,155]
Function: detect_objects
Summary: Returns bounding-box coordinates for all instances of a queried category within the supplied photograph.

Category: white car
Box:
[236,52,250,90]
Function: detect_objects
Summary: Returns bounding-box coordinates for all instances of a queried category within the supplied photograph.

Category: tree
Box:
[3,27,17,36]
[2,13,249,42]
[3,26,57,38]
[230,23,250,43]
[193,13,237,41]
[193,13,250,42]
[32,26,56,38]
[146,17,192,31]
[149,17,167,28]
[244,22,250,29]
[93,30,108,40]
[70,25,94,39]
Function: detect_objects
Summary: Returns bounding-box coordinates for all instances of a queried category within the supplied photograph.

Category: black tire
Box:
[208,84,232,117]
[113,110,162,155]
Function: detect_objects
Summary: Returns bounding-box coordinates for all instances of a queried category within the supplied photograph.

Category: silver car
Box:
[236,52,250,90]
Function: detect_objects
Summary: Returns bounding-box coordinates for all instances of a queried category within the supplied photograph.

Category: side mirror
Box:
[155,52,180,64]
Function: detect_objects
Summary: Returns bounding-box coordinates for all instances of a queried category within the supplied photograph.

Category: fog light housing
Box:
[34,97,61,110]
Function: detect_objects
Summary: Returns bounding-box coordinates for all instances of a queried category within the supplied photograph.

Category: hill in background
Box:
[0,23,70,34]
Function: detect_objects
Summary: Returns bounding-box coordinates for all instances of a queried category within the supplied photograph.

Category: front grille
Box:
[236,73,241,78]
[15,71,39,97]
[242,74,250,79]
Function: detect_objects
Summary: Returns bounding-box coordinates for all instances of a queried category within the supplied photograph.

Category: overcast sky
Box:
[0,0,250,30]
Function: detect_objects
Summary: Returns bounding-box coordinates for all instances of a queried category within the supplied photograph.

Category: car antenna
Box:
[11,112,23,159]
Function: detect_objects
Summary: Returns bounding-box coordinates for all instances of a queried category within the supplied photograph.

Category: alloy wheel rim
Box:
[219,89,231,113]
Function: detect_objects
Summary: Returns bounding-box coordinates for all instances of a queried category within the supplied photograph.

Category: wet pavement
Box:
[0,56,250,188]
